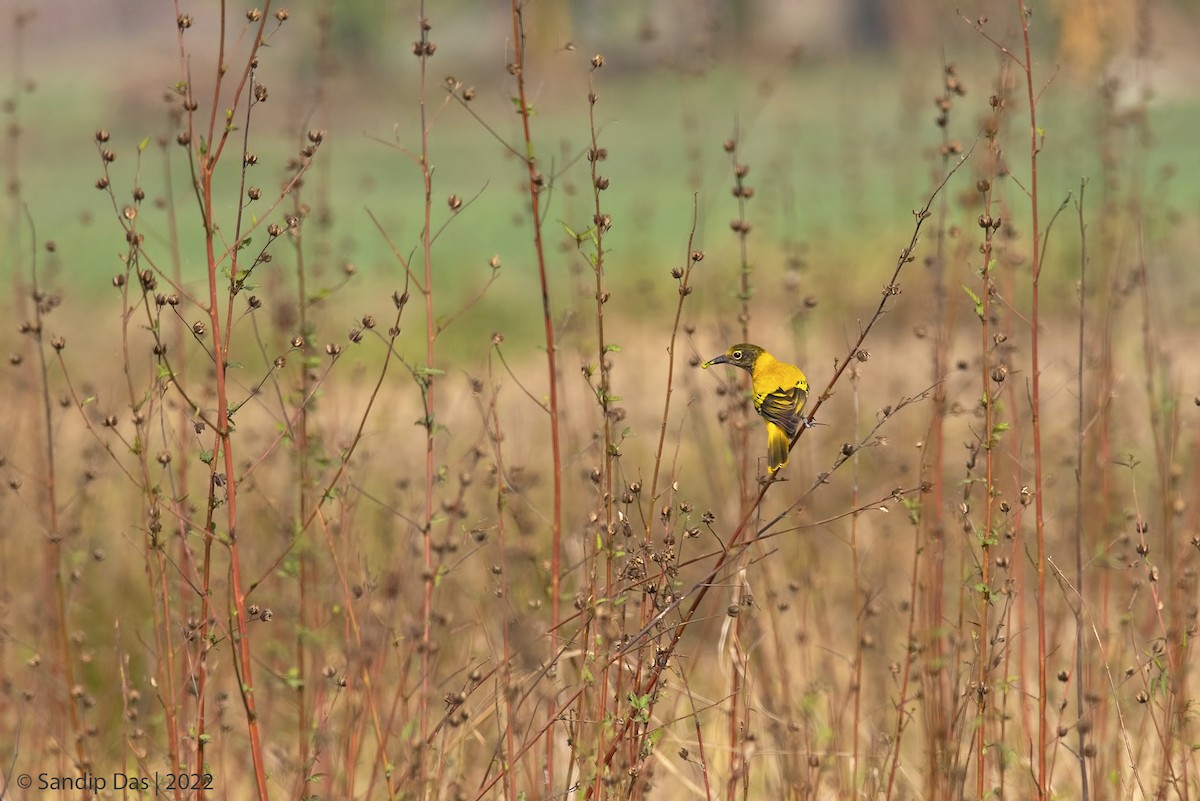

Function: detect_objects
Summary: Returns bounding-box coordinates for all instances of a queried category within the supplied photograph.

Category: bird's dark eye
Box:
[732,350,742,359]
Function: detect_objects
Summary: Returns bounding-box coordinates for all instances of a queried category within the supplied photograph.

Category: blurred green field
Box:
[9,12,1200,313]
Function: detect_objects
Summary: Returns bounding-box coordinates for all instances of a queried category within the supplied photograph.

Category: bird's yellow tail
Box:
[766,422,789,473]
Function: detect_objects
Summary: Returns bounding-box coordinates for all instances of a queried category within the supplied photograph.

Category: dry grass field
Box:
[2,1,1200,799]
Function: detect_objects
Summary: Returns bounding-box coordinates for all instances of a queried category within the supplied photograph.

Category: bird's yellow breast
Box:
[751,352,808,398]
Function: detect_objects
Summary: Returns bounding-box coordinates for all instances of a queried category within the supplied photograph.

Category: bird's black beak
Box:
[702,354,729,369]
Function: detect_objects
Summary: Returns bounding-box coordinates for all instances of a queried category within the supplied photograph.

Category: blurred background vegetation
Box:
[3,0,1200,798]
[5,0,1199,333]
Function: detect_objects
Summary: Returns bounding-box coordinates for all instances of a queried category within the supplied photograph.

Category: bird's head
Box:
[702,343,763,372]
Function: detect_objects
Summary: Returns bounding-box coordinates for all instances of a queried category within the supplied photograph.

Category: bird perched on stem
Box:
[703,343,809,473]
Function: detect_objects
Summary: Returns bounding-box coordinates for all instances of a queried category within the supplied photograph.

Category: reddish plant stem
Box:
[195,3,274,797]
[974,87,1004,795]
[484,382,519,801]
[1073,181,1091,801]
[849,368,863,796]
[1014,3,1048,797]
[726,577,746,801]
[728,132,753,500]
[509,2,563,792]
[921,62,956,798]
[29,233,88,782]
[884,503,925,800]
[291,184,314,773]
[416,1,437,776]
[584,62,617,800]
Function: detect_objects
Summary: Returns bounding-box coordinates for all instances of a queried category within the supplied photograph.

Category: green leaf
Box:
[961,283,984,320]
[138,135,151,152]
[284,666,303,690]
[510,97,535,116]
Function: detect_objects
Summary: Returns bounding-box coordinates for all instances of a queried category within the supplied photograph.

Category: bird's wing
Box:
[756,382,808,438]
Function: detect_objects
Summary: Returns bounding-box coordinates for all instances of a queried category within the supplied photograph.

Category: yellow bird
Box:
[703,343,809,473]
